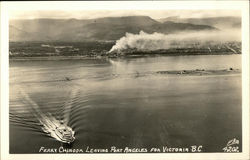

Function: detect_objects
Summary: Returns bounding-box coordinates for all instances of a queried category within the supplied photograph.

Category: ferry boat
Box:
[41,117,75,144]
[54,125,75,144]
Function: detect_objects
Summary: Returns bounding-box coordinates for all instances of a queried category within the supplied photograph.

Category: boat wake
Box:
[17,89,76,144]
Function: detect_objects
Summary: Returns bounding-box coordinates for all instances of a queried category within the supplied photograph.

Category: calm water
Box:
[9,55,242,153]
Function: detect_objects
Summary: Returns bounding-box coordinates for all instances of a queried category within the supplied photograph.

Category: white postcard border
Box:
[1,1,249,160]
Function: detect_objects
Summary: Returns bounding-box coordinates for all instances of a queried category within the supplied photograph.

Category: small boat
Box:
[65,77,71,81]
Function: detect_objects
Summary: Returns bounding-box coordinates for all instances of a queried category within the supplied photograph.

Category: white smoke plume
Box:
[109,30,241,53]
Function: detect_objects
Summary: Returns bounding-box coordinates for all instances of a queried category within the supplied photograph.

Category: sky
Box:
[9,10,241,20]
[6,1,241,20]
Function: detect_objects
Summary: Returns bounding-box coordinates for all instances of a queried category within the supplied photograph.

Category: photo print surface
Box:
[8,7,243,154]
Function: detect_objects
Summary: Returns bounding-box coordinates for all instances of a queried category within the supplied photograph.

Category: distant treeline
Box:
[9,41,115,57]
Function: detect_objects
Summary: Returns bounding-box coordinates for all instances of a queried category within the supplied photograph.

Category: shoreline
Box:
[9,53,240,61]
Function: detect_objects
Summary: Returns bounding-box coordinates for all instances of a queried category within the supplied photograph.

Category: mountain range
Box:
[157,16,241,29]
[9,16,239,42]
